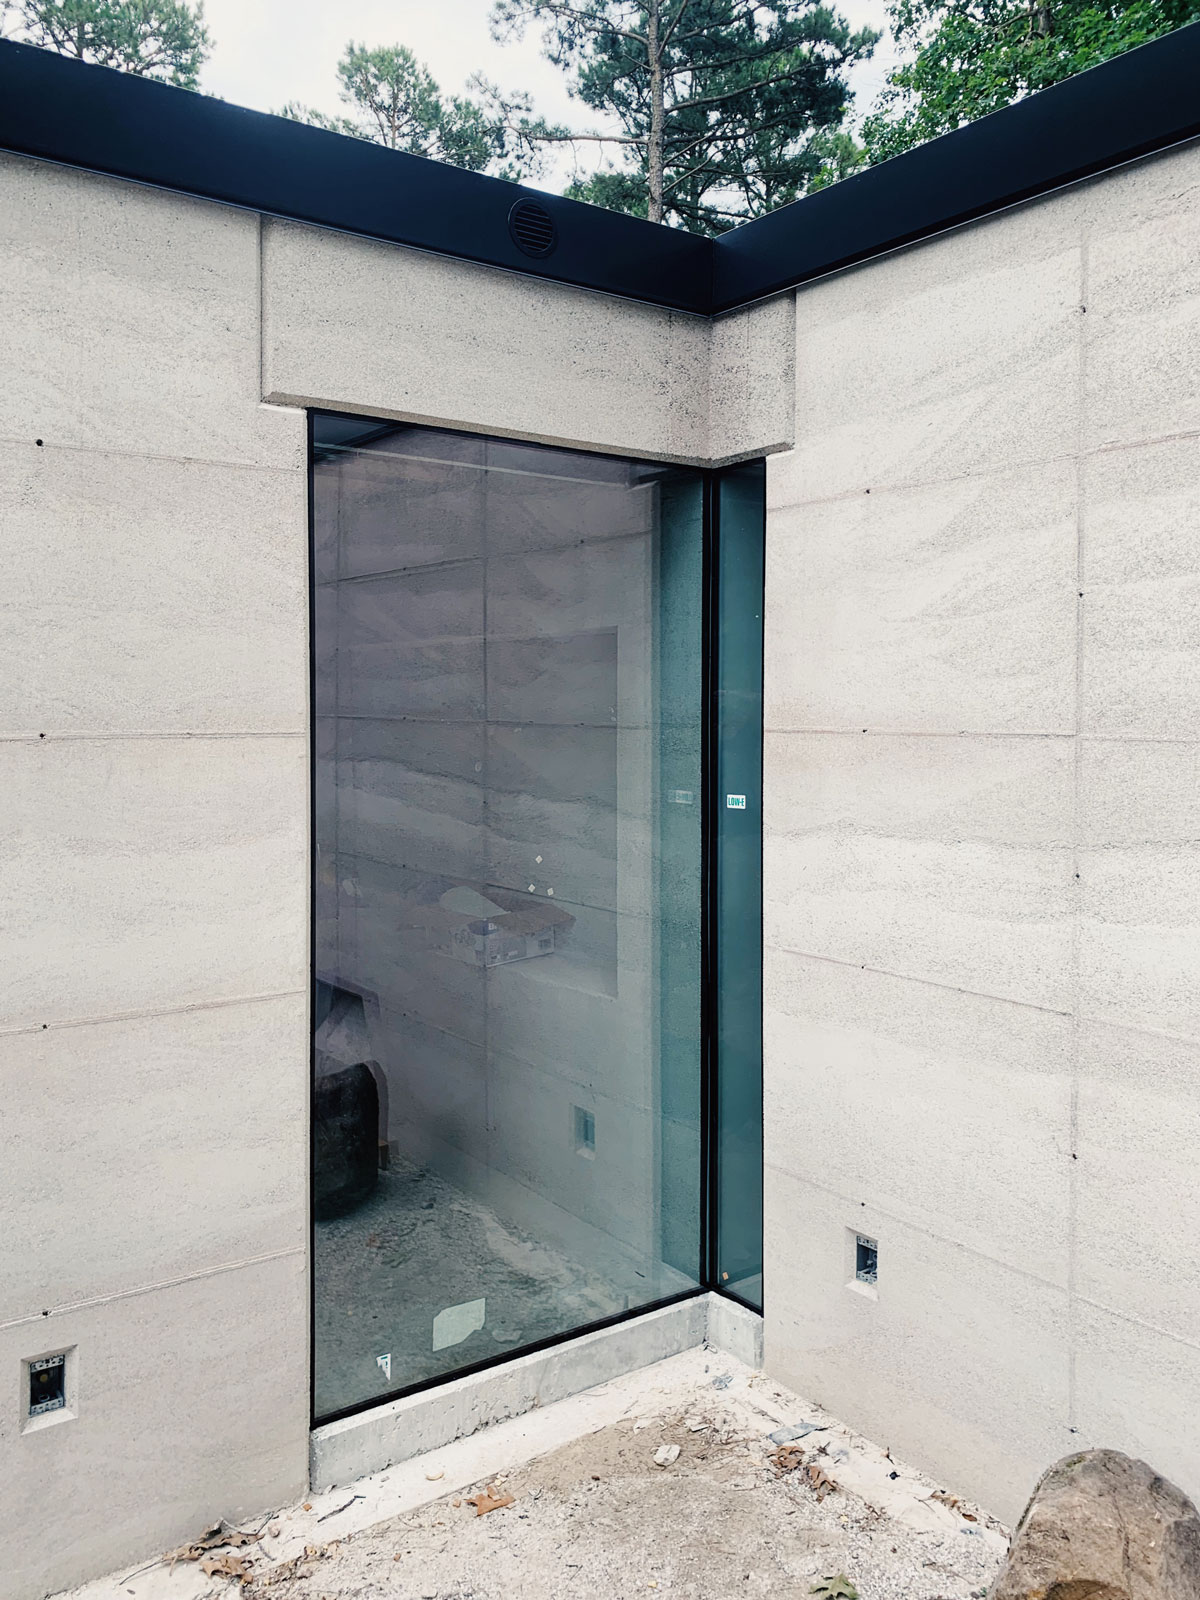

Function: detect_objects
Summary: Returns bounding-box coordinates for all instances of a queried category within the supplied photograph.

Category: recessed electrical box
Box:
[855,1234,878,1286]
[23,1348,75,1431]
[574,1106,596,1158]
[28,1353,66,1417]
[844,1228,878,1299]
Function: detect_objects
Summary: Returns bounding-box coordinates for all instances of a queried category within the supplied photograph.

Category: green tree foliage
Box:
[2,0,210,87]
[279,41,547,178]
[491,0,879,232]
[863,0,1200,162]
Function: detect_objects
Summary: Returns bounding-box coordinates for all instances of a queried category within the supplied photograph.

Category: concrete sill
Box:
[311,1290,763,1491]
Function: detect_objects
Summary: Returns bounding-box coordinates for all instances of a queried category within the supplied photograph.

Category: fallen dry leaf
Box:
[466,1486,514,1516]
[164,1523,259,1570]
[769,1444,837,1500]
[199,1553,249,1580]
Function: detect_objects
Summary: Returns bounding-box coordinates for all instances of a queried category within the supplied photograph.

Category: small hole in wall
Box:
[573,1106,595,1159]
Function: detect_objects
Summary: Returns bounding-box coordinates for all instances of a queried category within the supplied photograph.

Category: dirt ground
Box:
[71,1352,1011,1600]
[229,1371,1004,1600]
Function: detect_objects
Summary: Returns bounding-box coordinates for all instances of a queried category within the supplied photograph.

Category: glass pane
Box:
[714,462,765,1308]
[312,417,705,1419]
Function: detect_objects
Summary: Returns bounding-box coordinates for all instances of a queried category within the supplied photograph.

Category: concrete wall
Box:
[0,149,787,1596]
[0,151,311,1600]
[262,218,794,466]
[14,105,1198,1588]
[763,139,1200,1523]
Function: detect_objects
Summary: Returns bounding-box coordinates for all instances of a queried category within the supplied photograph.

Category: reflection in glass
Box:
[311,417,705,1419]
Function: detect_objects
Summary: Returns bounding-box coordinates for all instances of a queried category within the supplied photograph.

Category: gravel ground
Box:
[253,1383,1007,1600]
[68,1353,1011,1600]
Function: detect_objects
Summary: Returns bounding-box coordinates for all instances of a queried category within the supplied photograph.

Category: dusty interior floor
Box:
[71,1349,1010,1600]
[315,1157,692,1417]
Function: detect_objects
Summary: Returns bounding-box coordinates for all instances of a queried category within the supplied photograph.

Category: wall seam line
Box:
[0,1246,306,1331]
[1073,1296,1200,1354]
[0,988,306,1038]
[765,941,1200,1047]
[0,434,304,476]
[763,1161,1067,1294]
[763,727,1076,741]
[0,730,306,744]
[767,421,1200,513]
[763,945,1074,1018]
[1067,223,1091,1440]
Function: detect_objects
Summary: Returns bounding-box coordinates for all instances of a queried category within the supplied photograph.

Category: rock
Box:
[989,1449,1200,1600]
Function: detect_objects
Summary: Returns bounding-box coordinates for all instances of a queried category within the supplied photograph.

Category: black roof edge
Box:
[1,27,1198,318]
[712,21,1200,312]
[0,38,713,316]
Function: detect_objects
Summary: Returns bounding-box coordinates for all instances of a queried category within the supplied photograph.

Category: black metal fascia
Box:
[2,26,1200,316]
[710,21,1200,312]
[0,38,712,316]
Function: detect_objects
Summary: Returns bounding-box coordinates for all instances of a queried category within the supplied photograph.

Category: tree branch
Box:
[505,0,648,45]
[531,127,645,144]
[669,62,840,114]
[658,0,695,51]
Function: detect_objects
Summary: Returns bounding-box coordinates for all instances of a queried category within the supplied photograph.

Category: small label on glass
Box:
[667,790,694,805]
[726,794,747,809]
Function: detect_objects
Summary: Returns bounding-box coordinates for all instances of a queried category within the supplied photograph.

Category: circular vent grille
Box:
[508,198,557,258]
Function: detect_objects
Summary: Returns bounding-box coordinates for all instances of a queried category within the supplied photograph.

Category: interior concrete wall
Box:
[311,440,700,1418]
[0,151,789,1598]
[762,138,1200,1524]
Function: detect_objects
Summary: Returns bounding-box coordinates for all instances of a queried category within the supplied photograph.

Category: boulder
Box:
[989,1449,1200,1600]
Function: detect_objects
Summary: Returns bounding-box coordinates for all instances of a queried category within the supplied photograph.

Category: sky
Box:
[198,0,903,193]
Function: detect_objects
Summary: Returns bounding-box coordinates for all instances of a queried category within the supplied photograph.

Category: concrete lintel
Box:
[310,1291,762,1491]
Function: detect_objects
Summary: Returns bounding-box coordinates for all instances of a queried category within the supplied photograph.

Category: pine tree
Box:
[491,0,878,232]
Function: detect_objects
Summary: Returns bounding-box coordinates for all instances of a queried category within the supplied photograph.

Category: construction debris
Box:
[466,1486,515,1516]
[317,1494,364,1522]
[251,1542,339,1588]
[771,1423,821,1446]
